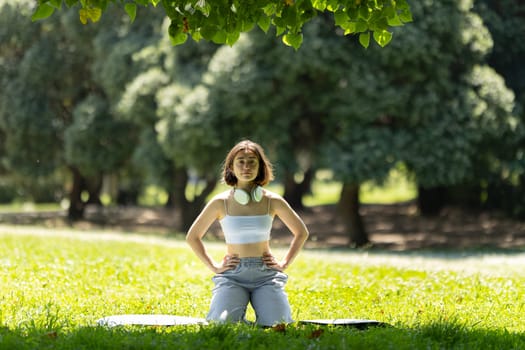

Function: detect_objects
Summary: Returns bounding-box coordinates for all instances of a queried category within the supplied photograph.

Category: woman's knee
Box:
[207,305,247,323]
[251,288,292,326]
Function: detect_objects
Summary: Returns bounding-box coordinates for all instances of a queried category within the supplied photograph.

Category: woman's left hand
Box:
[262,252,285,271]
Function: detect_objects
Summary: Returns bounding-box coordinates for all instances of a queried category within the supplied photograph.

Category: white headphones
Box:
[233,186,263,205]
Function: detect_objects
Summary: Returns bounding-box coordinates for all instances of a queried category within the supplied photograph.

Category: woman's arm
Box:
[185,197,239,273]
[264,195,309,271]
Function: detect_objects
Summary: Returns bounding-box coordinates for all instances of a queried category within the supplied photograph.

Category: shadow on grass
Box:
[1,320,524,350]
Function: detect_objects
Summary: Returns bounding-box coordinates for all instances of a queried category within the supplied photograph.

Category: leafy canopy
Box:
[31,0,412,49]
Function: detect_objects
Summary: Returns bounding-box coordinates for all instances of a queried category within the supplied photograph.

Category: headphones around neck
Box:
[233,186,263,205]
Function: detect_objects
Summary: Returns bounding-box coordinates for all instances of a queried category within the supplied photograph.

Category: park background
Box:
[1,0,525,247]
[1,1,525,348]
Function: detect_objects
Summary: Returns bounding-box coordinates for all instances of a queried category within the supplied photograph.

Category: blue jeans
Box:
[207,257,292,326]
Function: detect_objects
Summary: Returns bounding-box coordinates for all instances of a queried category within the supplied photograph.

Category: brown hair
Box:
[222,140,274,186]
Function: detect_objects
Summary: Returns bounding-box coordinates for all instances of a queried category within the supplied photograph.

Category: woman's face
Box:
[232,150,260,184]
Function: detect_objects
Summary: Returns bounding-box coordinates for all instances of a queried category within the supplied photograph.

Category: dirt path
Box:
[1,203,524,251]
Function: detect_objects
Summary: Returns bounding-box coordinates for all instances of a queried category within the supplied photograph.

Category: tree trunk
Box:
[182,176,217,231]
[68,167,86,221]
[283,167,314,210]
[170,167,189,232]
[86,174,103,205]
[338,182,369,247]
[417,185,447,216]
[169,167,218,232]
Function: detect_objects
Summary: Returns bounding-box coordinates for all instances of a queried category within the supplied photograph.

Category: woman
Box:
[186,140,309,326]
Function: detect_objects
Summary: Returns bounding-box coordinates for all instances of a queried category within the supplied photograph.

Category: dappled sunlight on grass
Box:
[2,229,524,350]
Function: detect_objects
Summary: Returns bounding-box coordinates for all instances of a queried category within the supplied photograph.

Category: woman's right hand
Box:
[213,254,240,273]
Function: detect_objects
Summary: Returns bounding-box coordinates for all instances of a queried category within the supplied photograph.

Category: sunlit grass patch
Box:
[304,168,416,206]
[1,229,524,349]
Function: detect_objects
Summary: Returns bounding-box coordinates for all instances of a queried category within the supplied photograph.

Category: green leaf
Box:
[312,0,326,11]
[383,5,396,19]
[241,20,254,32]
[226,32,240,46]
[257,15,271,33]
[281,5,297,27]
[326,0,339,12]
[399,9,413,23]
[49,0,62,9]
[397,0,413,23]
[347,7,358,21]
[373,29,392,47]
[31,3,55,21]
[168,21,187,45]
[262,3,277,16]
[369,16,388,32]
[359,31,370,48]
[358,5,371,20]
[387,15,403,26]
[79,7,102,24]
[124,3,137,23]
[169,32,188,45]
[200,25,217,40]
[212,30,227,44]
[283,32,303,50]
[196,0,211,16]
[355,20,368,33]
[342,21,357,35]
[334,9,348,27]
[191,31,202,41]
[273,16,285,28]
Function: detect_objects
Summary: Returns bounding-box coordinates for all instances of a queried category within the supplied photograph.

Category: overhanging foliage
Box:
[31,0,412,49]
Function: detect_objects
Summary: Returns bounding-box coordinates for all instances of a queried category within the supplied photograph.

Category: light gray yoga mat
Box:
[97,314,208,327]
[97,315,386,329]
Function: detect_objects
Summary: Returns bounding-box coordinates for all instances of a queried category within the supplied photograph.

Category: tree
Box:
[1,0,227,227]
[473,0,525,218]
[116,34,222,230]
[90,9,169,205]
[0,1,146,219]
[64,95,138,206]
[32,0,412,49]
[324,0,517,236]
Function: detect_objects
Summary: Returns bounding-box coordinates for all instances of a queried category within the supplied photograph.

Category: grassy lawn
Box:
[304,168,417,206]
[1,227,524,349]
[0,203,62,213]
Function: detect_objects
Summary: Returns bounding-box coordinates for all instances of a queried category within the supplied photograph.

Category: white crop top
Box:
[219,199,273,244]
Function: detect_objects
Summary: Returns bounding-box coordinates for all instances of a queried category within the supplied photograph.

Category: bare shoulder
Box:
[211,190,231,201]
[264,189,291,211]
[263,188,283,201]
[204,190,229,214]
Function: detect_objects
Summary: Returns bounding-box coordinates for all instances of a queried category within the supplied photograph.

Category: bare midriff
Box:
[226,241,271,258]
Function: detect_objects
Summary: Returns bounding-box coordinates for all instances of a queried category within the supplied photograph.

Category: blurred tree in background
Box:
[323,0,518,242]
[0,1,158,219]
[115,25,221,230]
[473,0,525,219]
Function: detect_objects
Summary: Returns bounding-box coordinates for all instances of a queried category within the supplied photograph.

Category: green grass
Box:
[304,168,416,206]
[1,227,524,349]
[360,168,416,204]
[0,202,62,213]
